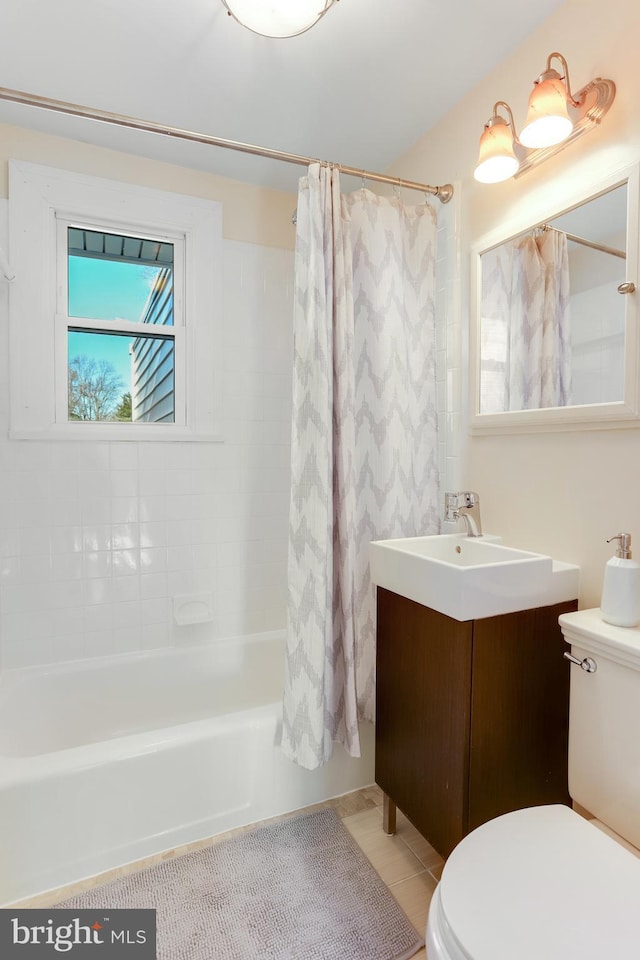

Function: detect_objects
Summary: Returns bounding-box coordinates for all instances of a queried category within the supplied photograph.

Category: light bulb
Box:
[474,155,520,184]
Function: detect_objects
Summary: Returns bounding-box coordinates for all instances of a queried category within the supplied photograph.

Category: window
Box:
[59,222,182,425]
[9,161,222,440]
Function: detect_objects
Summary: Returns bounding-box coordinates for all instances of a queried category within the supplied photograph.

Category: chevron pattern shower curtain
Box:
[480,228,571,412]
[281,164,440,770]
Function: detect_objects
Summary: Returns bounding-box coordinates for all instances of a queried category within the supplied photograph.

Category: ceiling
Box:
[0,0,566,195]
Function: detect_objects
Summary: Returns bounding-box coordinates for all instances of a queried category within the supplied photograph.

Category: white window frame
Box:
[8,160,223,441]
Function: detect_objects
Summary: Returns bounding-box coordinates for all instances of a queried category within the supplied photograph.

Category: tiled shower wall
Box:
[0,199,294,670]
[0,192,459,672]
[435,195,462,503]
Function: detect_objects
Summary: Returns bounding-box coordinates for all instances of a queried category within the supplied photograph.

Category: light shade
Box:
[474,116,520,184]
[221,0,337,38]
[519,70,573,148]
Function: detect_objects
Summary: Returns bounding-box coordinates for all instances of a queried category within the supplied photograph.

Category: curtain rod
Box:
[542,223,625,260]
[0,85,454,204]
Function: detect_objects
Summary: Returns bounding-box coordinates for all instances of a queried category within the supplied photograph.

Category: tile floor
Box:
[15,785,443,958]
[339,789,443,960]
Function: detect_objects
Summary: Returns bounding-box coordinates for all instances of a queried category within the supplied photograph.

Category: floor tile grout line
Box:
[386,866,430,890]
[391,827,444,874]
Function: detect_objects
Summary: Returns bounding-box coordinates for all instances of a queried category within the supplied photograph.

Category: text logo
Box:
[0,910,156,958]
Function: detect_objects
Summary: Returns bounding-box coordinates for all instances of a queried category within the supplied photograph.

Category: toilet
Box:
[425,608,640,960]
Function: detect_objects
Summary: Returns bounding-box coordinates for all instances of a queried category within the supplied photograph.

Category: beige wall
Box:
[0,122,296,249]
[391,0,640,608]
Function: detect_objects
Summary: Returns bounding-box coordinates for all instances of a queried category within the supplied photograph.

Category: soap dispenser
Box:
[600,533,640,627]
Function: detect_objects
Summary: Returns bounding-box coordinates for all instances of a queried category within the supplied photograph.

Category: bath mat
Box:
[58,807,423,960]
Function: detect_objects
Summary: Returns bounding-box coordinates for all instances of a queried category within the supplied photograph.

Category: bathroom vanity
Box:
[375,588,578,858]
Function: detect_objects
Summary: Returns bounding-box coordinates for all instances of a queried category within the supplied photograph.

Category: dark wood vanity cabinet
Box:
[375,588,578,858]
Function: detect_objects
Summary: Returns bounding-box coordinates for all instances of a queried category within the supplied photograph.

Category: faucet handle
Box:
[444,491,482,536]
[444,491,459,520]
[445,491,480,508]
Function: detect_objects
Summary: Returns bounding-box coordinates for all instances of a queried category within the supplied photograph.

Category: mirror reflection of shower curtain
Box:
[480,229,571,412]
[282,163,440,770]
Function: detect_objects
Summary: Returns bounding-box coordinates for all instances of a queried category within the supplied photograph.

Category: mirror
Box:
[470,164,640,433]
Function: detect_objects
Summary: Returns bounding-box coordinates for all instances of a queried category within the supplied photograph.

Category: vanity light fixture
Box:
[221,0,338,38]
[474,52,616,184]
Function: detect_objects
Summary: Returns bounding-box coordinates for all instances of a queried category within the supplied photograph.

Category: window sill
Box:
[9,424,225,443]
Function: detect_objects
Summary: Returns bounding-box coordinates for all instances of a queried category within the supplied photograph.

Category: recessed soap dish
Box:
[173,593,213,626]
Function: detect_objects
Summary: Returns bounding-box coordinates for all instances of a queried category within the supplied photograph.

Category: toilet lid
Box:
[437,805,640,960]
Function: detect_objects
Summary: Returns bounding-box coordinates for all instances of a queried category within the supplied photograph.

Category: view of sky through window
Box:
[68,257,166,385]
[67,239,175,422]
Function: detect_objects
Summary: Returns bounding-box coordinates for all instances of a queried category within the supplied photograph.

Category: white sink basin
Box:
[369,534,579,621]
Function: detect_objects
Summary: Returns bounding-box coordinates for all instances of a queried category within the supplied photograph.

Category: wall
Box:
[389,0,640,608]
[0,123,295,249]
[0,122,456,672]
[569,243,625,405]
[0,125,295,669]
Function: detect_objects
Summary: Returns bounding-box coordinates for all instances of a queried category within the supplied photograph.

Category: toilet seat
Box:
[426,804,640,960]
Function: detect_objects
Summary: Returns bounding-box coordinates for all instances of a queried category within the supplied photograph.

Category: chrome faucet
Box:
[444,491,482,537]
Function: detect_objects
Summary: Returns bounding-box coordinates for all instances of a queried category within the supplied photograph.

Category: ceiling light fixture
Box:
[221,0,338,38]
[474,52,616,184]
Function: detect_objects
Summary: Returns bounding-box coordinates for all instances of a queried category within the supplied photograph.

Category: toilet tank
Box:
[560,609,640,849]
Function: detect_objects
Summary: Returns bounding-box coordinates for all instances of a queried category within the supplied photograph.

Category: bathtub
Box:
[0,631,375,905]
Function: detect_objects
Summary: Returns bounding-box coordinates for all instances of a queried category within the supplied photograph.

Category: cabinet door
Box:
[375,588,473,857]
[468,600,575,831]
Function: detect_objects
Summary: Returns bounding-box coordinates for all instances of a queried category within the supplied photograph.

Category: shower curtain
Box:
[281,163,440,770]
[480,228,571,412]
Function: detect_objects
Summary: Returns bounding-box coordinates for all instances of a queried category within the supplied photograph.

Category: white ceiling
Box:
[0,0,566,194]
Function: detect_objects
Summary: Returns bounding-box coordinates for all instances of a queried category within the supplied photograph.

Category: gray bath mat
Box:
[58,807,423,960]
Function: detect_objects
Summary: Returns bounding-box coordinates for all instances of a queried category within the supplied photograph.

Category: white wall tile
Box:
[109,444,139,470]
[113,627,142,654]
[53,607,84,638]
[0,216,457,671]
[142,623,170,650]
[0,237,294,670]
[52,635,86,663]
[112,577,140,604]
[84,631,115,658]
[435,198,462,502]
[112,601,142,629]
[140,573,169,600]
